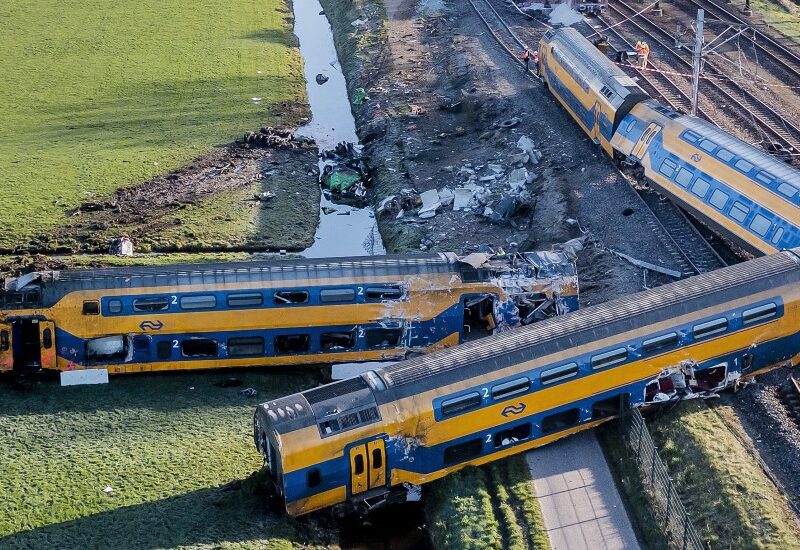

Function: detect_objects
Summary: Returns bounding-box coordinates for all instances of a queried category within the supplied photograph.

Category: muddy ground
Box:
[3,102,322,258]
[326,0,689,305]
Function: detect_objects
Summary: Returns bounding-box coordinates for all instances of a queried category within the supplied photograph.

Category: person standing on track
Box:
[523,48,530,72]
[533,50,540,76]
[641,42,650,69]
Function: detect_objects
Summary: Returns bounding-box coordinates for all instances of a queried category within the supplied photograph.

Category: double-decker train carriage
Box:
[254,248,800,517]
[0,252,578,375]
[539,28,800,256]
[517,0,607,16]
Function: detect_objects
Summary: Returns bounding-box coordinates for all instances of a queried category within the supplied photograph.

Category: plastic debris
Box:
[352,88,369,105]
[239,388,258,397]
[103,487,114,494]
[315,73,329,85]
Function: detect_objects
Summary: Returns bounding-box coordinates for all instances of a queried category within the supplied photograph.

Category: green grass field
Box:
[0,0,307,250]
[0,369,337,549]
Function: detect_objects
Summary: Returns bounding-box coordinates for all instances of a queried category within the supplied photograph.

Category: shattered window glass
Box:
[133,297,169,312]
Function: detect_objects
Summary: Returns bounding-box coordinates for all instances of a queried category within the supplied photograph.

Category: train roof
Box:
[261,248,800,436]
[677,115,800,196]
[2,253,458,293]
[545,27,643,97]
[380,248,800,390]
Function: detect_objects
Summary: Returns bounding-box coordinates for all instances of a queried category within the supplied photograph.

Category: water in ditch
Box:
[292,0,385,258]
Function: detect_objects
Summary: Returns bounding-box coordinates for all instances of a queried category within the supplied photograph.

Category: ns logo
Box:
[501,403,526,417]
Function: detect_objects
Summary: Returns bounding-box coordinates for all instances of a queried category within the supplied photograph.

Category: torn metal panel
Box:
[642,360,731,404]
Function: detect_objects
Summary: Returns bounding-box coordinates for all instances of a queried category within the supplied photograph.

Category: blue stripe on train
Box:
[282,329,800,504]
[542,62,613,141]
[54,301,468,367]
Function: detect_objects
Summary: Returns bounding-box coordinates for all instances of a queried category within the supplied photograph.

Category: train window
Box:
[157,340,172,359]
[86,335,128,363]
[658,159,677,178]
[0,331,9,352]
[274,334,310,354]
[591,348,627,370]
[729,201,749,223]
[228,337,265,356]
[354,454,365,475]
[541,362,579,384]
[675,168,693,188]
[179,295,216,310]
[715,149,734,162]
[592,394,629,420]
[542,408,580,435]
[709,189,729,210]
[625,119,636,133]
[365,328,403,348]
[734,158,754,174]
[181,338,217,358]
[491,377,530,400]
[691,178,710,198]
[274,290,309,305]
[777,182,798,198]
[743,303,777,324]
[321,330,357,351]
[642,332,678,354]
[307,469,321,488]
[682,130,701,143]
[108,299,123,314]
[443,438,483,466]
[320,288,356,303]
[755,171,774,185]
[493,424,531,448]
[366,286,403,300]
[227,293,263,307]
[441,392,482,416]
[42,329,52,349]
[693,318,728,339]
[319,419,340,435]
[372,448,383,468]
[750,214,771,237]
[133,297,169,312]
[772,227,784,244]
[699,139,717,153]
[82,301,100,315]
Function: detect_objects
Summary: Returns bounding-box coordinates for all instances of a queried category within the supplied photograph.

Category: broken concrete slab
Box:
[453,188,473,211]
[438,187,455,207]
[418,189,441,218]
[508,168,529,191]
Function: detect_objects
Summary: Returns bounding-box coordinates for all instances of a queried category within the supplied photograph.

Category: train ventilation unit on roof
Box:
[304,376,369,404]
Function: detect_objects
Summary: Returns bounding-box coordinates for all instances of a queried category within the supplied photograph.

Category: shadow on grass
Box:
[0,366,327,417]
[242,29,298,46]
[0,483,328,550]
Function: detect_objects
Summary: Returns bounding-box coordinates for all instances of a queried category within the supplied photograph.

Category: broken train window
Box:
[275,334,310,354]
[181,338,218,358]
[321,330,357,351]
[86,335,129,363]
[273,290,309,305]
[463,295,496,341]
[365,286,403,301]
[365,328,403,348]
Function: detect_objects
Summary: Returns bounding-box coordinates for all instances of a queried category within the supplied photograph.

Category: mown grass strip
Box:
[647,400,800,548]
[0,0,306,249]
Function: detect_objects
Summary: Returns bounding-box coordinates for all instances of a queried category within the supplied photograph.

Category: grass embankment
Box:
[645,401,800,548]
[0,0,308,251]
[425,458,549,550]
[745,0,800,42]
[0,369,337,549]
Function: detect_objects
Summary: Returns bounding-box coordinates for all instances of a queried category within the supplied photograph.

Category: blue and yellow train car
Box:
[254,248,800,516]
[0,252,578,375]
[538,27,648,156]
[611,100,800,255]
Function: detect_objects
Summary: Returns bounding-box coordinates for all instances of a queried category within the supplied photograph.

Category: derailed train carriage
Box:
[538,27,800,256]
[0,252,577,375]
[254,248,800,517]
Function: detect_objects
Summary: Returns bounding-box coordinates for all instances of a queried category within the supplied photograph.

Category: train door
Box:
[39,321,56,371]
[0,324,12,372]
[631,123,662,160]
[462,295,496,342]
[593,103,601,144]
[10,319,43,372]
[349,438,387,495]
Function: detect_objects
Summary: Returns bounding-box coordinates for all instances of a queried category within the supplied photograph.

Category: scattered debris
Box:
[352,88,369,105]
[351,18,369,27]
[240,127,312,150]
[253,191,276,202]
[315,73,329,85]
[103,487,114,495]
[239,388,258,397]
[608,249,684,279]
[419,189,442,219]
[108,237,133,256]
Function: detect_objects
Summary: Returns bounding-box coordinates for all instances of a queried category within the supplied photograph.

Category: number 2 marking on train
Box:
[358,328,365,338]
[357,286,364,296]
[171,295,178,305]
[172,340,179,348]
[481,388,489,398]
[486,434,492,443]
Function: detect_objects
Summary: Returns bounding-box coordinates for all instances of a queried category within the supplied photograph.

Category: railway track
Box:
[470,0,729,277]
[608,0,800,157]
[778,374,800,426]
[587,16,719,124]
[679,0,800,78]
